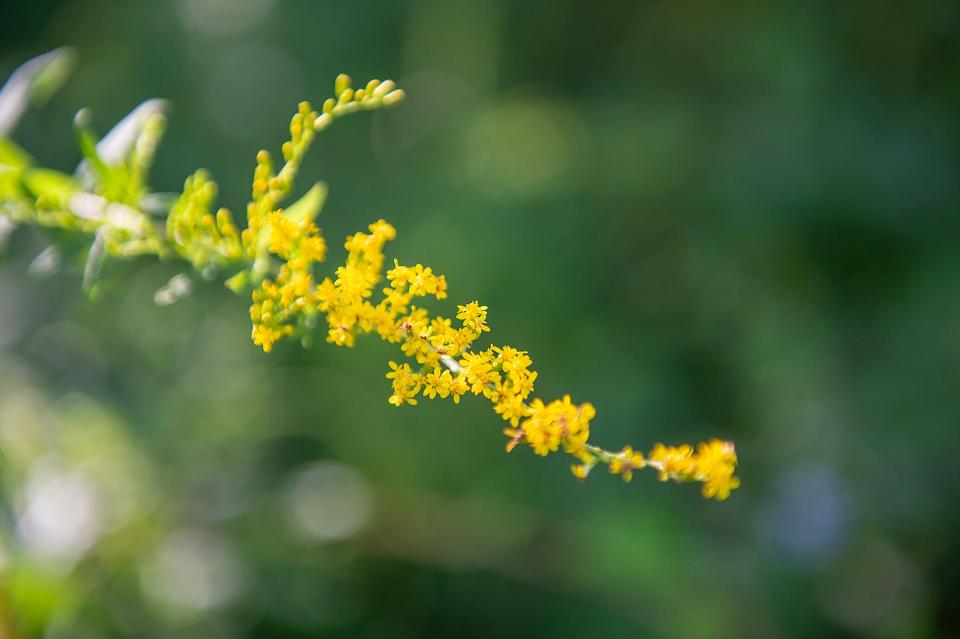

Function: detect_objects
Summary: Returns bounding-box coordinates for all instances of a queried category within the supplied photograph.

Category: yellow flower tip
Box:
[372,80,395,99]
[335,73,352,97]
[571,464,590,480]
[382,89,406,107]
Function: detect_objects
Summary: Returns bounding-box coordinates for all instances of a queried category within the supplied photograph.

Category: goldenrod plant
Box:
[0,50,739,500]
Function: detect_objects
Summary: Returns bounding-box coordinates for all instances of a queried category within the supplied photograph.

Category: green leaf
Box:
[0,47,76,135]
[73,109,111,179]
[82,228,108,299]
[224,270,251,294]
[94,99,167,167]
[21,168,78,204]
[283,181,328,224]
[28,47,77,105]
[27,245,61,277]
[0,137,32,168]
[74,101,168,204]
[73,109,125,199]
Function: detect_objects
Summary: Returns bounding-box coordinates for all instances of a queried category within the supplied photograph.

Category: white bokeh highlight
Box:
[178,0,275,37]
[17,461,103,562]
[140,529,245,612]
[286,462,372,543]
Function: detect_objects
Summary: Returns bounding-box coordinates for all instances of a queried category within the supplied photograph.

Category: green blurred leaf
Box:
[8,561,79,634]
[27,47,77,106]
[82,228,108,299]
[0,47,75,135]
[94,99,167,168]
[284,181,328,224]
[73,109,110,179]
[21,168,78,204]
[74,101,168,205]
[0,137,32,169]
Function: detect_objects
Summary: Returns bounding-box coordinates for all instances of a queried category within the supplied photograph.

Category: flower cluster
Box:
[650,440,742,500]
[0,54,739,500]
[276,210,740,498]
[242,79,407,352]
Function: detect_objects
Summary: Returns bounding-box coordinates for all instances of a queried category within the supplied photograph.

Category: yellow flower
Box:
[386,361,422,406]
[647,440,740,500]
[422,368,467,403]
[387,263,446,299]
[456,301,489,334]
[508,369,537,400]
[448,373,468,404]
[517,395,595,457]
[570,447,598,480]
[608,446,645,482]
[429,326,460,357]
[251,323,291,353]
[693,439,740,500]
[315,277,338,311]
[422,367,445,399]
[492,345,532,374]
[570,464,590,479]
[266,211,300,258]
[649,443,695,481]
[493,392,530,427]
[299,235,327,263]
[459,350,500,395]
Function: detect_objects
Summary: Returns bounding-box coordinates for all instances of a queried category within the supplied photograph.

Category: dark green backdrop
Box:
[1,1,959,637]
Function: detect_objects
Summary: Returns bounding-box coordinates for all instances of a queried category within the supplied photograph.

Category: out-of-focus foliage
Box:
[1,1,959,637]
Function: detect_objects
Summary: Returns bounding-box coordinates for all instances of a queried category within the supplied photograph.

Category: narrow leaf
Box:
[283,182,328,224]
[0,47,76,135]
[90,99,168,168]
[0,137,32,169]
[21,168,77,204]
[82,228,107,298]
[73,109,110,179]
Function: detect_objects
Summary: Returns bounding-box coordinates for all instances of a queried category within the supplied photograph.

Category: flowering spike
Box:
[0,62,739,501]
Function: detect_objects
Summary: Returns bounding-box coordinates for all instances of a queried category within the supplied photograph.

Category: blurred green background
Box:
[2,0,960,637]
